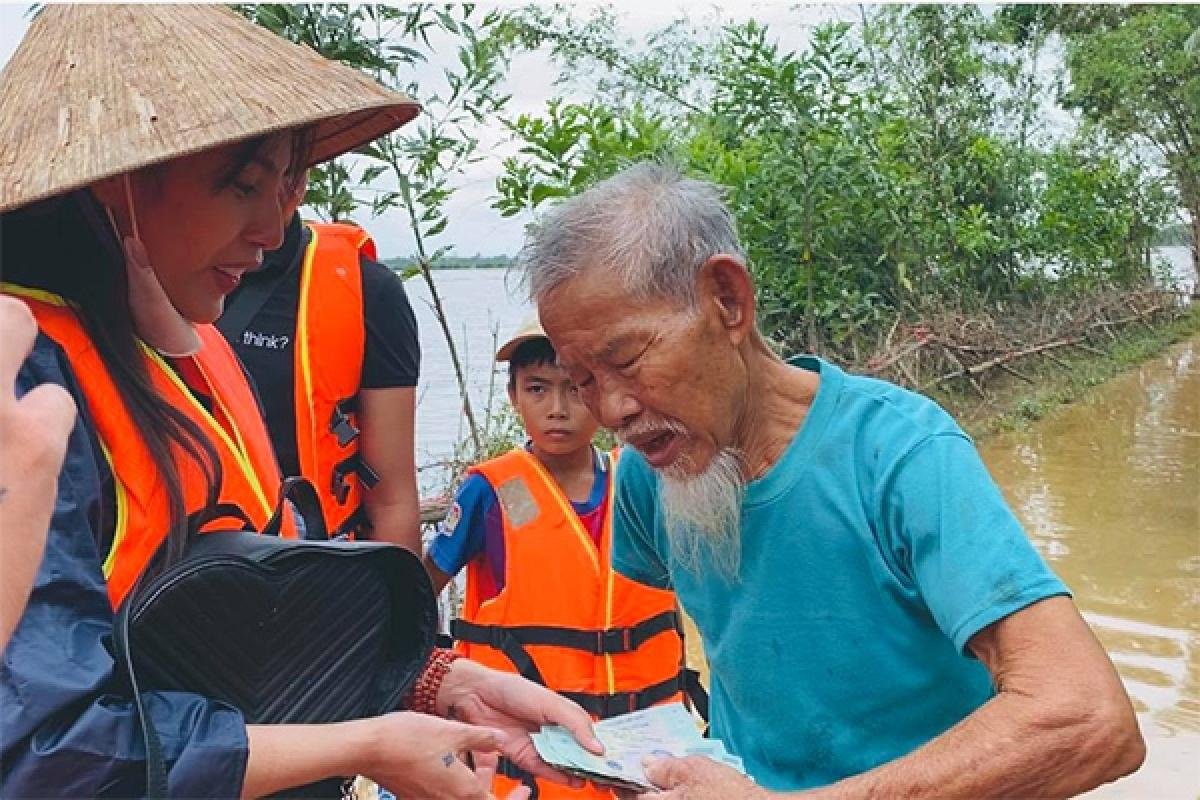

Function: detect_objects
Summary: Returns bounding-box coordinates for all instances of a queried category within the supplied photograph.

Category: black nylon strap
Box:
[452,610,680,656]
[560,672,686,719]
[684,667,710,723]
[115,596,169,799]
[186,503,254,534]
[263,476,329,541]
[331,454,381,504]
[332,504,369,540]
[450,618,547,685]
[329,402,361,448]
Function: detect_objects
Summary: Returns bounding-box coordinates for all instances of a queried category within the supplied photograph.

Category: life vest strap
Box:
[684,667,710,724]
[452,609,681,656]
[560,671,686,719]
[452,618,547,684]
[332,504,370,539]
[332,453,381,504]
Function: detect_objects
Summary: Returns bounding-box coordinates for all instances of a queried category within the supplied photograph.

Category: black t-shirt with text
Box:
[217,214,420,478]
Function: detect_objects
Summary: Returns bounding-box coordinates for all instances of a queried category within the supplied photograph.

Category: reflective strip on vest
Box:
[4,285,295,608]
[459,448,685,799]
[294,222,368,535]
[459,447,685,699]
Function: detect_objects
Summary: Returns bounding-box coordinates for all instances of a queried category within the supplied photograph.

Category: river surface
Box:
[980,335,1199,798]
[406,247,1194,475]
[407,261,1198,796]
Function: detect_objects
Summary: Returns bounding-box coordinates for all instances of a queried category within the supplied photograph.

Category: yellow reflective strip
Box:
[141,344,272,518]
[295,227,319,470]
[525,449,617,691]
[193,356,274,519]
[96,438,129,579]
[525,451,601,574]
[604,453,617,692]
[0,282,70,307]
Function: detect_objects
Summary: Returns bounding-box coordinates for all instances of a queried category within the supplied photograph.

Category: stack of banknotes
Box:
[531,702,747,792]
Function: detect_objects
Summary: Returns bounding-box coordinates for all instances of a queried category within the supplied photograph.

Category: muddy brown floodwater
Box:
[979,335,1199,798]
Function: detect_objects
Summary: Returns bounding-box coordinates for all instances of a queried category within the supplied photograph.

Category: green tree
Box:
[1052,4,1200,280]
[496,4,1177,357]
[240,3,520,457]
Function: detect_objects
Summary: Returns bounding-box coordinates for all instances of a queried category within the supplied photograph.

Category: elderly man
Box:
[524,162,1144,799]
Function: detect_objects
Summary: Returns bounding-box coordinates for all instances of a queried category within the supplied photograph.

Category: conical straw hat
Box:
[0,4,420,213]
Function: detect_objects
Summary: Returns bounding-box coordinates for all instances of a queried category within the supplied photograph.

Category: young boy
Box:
[422,315,688,800]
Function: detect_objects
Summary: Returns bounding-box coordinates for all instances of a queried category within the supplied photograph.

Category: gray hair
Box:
[520,161,745,306]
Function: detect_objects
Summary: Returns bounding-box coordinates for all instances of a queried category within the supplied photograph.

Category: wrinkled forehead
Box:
[536,273,629,344]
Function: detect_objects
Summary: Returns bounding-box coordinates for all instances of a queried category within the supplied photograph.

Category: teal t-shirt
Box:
[613,357,1069,791]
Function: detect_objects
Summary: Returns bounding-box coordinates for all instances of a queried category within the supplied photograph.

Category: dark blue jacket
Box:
[1,334,248,798]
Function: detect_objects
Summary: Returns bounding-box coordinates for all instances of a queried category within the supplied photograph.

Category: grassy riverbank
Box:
[928,305,1200,439]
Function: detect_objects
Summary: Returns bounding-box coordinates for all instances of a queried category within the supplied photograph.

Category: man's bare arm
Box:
[803,596,1143,799]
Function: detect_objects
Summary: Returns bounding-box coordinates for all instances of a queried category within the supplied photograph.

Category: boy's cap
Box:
[496,313,549,362]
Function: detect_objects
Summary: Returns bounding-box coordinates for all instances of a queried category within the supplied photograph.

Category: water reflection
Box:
[978,336,1200,796]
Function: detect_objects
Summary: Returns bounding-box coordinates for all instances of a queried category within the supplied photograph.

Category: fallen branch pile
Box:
[861,289,1184,396]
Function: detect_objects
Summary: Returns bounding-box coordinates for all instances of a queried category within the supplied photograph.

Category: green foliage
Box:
[493,100,673,216]
[1153,223,1194,248]
[1051,4,1200,278]
[242,3,523,458]
[234,4,410,221]
[494,4,1181,355]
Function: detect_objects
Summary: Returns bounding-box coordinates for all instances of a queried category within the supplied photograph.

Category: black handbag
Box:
[114,478,437,798]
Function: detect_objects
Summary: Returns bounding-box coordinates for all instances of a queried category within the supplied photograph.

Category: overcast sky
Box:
[0,1,853,259]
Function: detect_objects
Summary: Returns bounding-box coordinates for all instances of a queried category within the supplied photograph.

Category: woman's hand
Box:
[363,711,508,800]
[435,659,603,784]
[245,712,534,800]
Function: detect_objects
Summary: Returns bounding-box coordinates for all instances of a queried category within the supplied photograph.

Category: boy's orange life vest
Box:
[453,448,687,799]
[5,285,297,609]
[293,222,378,536]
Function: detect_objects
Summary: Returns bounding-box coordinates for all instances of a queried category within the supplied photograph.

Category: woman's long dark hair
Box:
[0,130,312,575]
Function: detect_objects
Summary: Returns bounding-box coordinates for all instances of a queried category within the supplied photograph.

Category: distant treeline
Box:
[383,255,515,272]
[1153,224,1195,248]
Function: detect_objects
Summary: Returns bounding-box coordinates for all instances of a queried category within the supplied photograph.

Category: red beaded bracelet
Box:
[404,648,462,715]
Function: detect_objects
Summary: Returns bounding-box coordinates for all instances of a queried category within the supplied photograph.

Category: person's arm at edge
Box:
[422,553,456,596]
[787,596,1144,799]
[421,474,491,595]
[797,431,1146,798]
[0,298,76,649]
[243,720,374,798]
[642,598,1143,799]
[359,386,421,552]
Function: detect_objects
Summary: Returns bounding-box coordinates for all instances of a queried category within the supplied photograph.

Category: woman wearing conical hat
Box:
[0,6,598,798]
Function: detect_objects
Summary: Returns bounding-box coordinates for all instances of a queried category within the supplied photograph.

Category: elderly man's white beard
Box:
[658,447,745,581]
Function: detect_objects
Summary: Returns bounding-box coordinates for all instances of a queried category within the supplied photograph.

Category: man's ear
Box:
[698,255,756,346]
[506,379,517,406]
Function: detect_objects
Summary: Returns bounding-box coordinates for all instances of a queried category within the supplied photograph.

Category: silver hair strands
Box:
[519,161,745,306]
[659,446,746,582]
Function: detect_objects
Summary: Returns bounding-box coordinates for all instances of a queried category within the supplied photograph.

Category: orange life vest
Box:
[293,222,378,537]
[4,284,297,609]
[453,448,687,799]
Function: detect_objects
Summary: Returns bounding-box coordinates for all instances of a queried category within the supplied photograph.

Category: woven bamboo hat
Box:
[0,4,420,214]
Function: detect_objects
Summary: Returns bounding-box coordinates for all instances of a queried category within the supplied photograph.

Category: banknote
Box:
[531,702,746,791]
